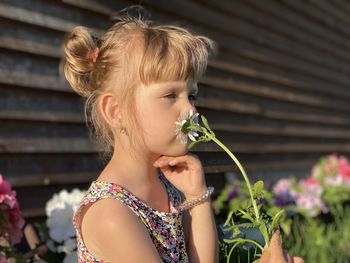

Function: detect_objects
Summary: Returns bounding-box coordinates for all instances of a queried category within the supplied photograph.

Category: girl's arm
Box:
[81,198,164,262]
[183,194,219,263]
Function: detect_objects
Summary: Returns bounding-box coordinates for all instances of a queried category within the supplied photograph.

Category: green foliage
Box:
[284,206,350,263]
[215,179,350,262]
[214,182,285,262]
[252,181,264,200]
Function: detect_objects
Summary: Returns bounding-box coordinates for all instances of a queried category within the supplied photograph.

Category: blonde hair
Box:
[62,7,216,162]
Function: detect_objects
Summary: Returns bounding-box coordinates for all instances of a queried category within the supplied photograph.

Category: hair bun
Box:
[63,26,97,97]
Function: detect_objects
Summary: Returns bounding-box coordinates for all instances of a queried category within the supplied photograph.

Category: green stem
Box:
[206,133,260,223]
[188,125,260,223]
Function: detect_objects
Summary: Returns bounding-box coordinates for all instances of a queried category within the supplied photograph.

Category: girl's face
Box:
[135,79,198,157]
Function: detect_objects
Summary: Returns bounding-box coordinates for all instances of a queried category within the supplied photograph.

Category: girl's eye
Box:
[164,93,197,101]
[165,93,177,99]
[189,94,197,101]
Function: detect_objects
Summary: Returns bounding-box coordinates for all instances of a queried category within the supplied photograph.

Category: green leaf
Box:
[200,115,216,137]
[201,115,211,131]
[238,209,255,223]
[253,181,264,198]
[235,222,258,229]
[266,206,281,218]
[224,210,234,227]
[270,209,285,236]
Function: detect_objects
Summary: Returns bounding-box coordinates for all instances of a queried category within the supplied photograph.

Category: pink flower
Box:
[338,156,350,182]
[1,203,25,244]
[0,252,8,263]
[300,177,322,196]
[294,193,327,217]
[0,175,25,245]
[272,178,292,194]
[0,175,17,209]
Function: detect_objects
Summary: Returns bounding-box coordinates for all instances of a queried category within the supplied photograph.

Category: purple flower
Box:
[273,192,295,208]
[228,188,239,200]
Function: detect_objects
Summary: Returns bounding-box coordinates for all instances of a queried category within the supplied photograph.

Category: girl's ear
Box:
[100,93,122,129]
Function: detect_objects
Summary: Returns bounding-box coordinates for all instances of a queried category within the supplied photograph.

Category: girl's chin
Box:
[178,144,190,154]
[170,142,189,155]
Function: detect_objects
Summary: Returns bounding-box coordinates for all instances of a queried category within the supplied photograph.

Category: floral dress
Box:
[72,170,189,262]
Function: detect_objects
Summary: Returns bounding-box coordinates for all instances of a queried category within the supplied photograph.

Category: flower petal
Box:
[188,133,196,142]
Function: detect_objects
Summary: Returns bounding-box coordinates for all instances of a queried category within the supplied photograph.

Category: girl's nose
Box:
[184,103,197,117]
[185,96,197,114]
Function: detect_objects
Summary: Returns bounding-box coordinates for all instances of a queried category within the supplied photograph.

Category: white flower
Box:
[46,188,86,242]
[175,109,200,144]
[46,188,85,216]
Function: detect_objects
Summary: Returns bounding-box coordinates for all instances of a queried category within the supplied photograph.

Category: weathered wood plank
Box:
[61,0,113,16]
[197,97,350,127]
[0,138,96,153]
[201,75,350,113]
[0,70,71,92]
[9,171,98,188]
[210,123,350,140]
[0,36,61,58]
[0,2,103,36]
[0,110,84,123]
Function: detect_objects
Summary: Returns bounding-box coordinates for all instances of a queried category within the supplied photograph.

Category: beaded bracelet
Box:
[178,186,215,212]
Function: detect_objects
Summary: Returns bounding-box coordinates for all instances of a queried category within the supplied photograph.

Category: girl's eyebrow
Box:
[165,84,198,93]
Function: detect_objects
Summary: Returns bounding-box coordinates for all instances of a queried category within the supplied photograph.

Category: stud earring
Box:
[120,128,126,134]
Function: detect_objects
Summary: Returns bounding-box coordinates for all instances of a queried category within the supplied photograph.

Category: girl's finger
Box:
[269,230,286,263]
[258,247,270,263]
[292,257,304,263]
[155,154,198,167]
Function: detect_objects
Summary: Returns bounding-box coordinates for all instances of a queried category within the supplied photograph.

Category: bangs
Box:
[138,26,214,85]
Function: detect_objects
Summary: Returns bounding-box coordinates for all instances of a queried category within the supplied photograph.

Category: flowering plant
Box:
[29,188,86,263]
[271,154,350,218]
[213,154,350,262]
[176,110,285,262]
[0,174,26,263]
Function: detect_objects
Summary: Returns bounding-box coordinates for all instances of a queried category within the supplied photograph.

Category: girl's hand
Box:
[259,230,304,263]
[153,153,208,200]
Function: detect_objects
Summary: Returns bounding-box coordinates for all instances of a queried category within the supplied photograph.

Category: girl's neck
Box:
[97,149,162,191]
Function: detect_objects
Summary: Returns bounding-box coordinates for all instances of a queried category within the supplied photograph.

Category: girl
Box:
[63,7,303,263]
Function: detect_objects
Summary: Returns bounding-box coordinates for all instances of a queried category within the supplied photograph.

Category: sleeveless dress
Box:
[72,170,189,262]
